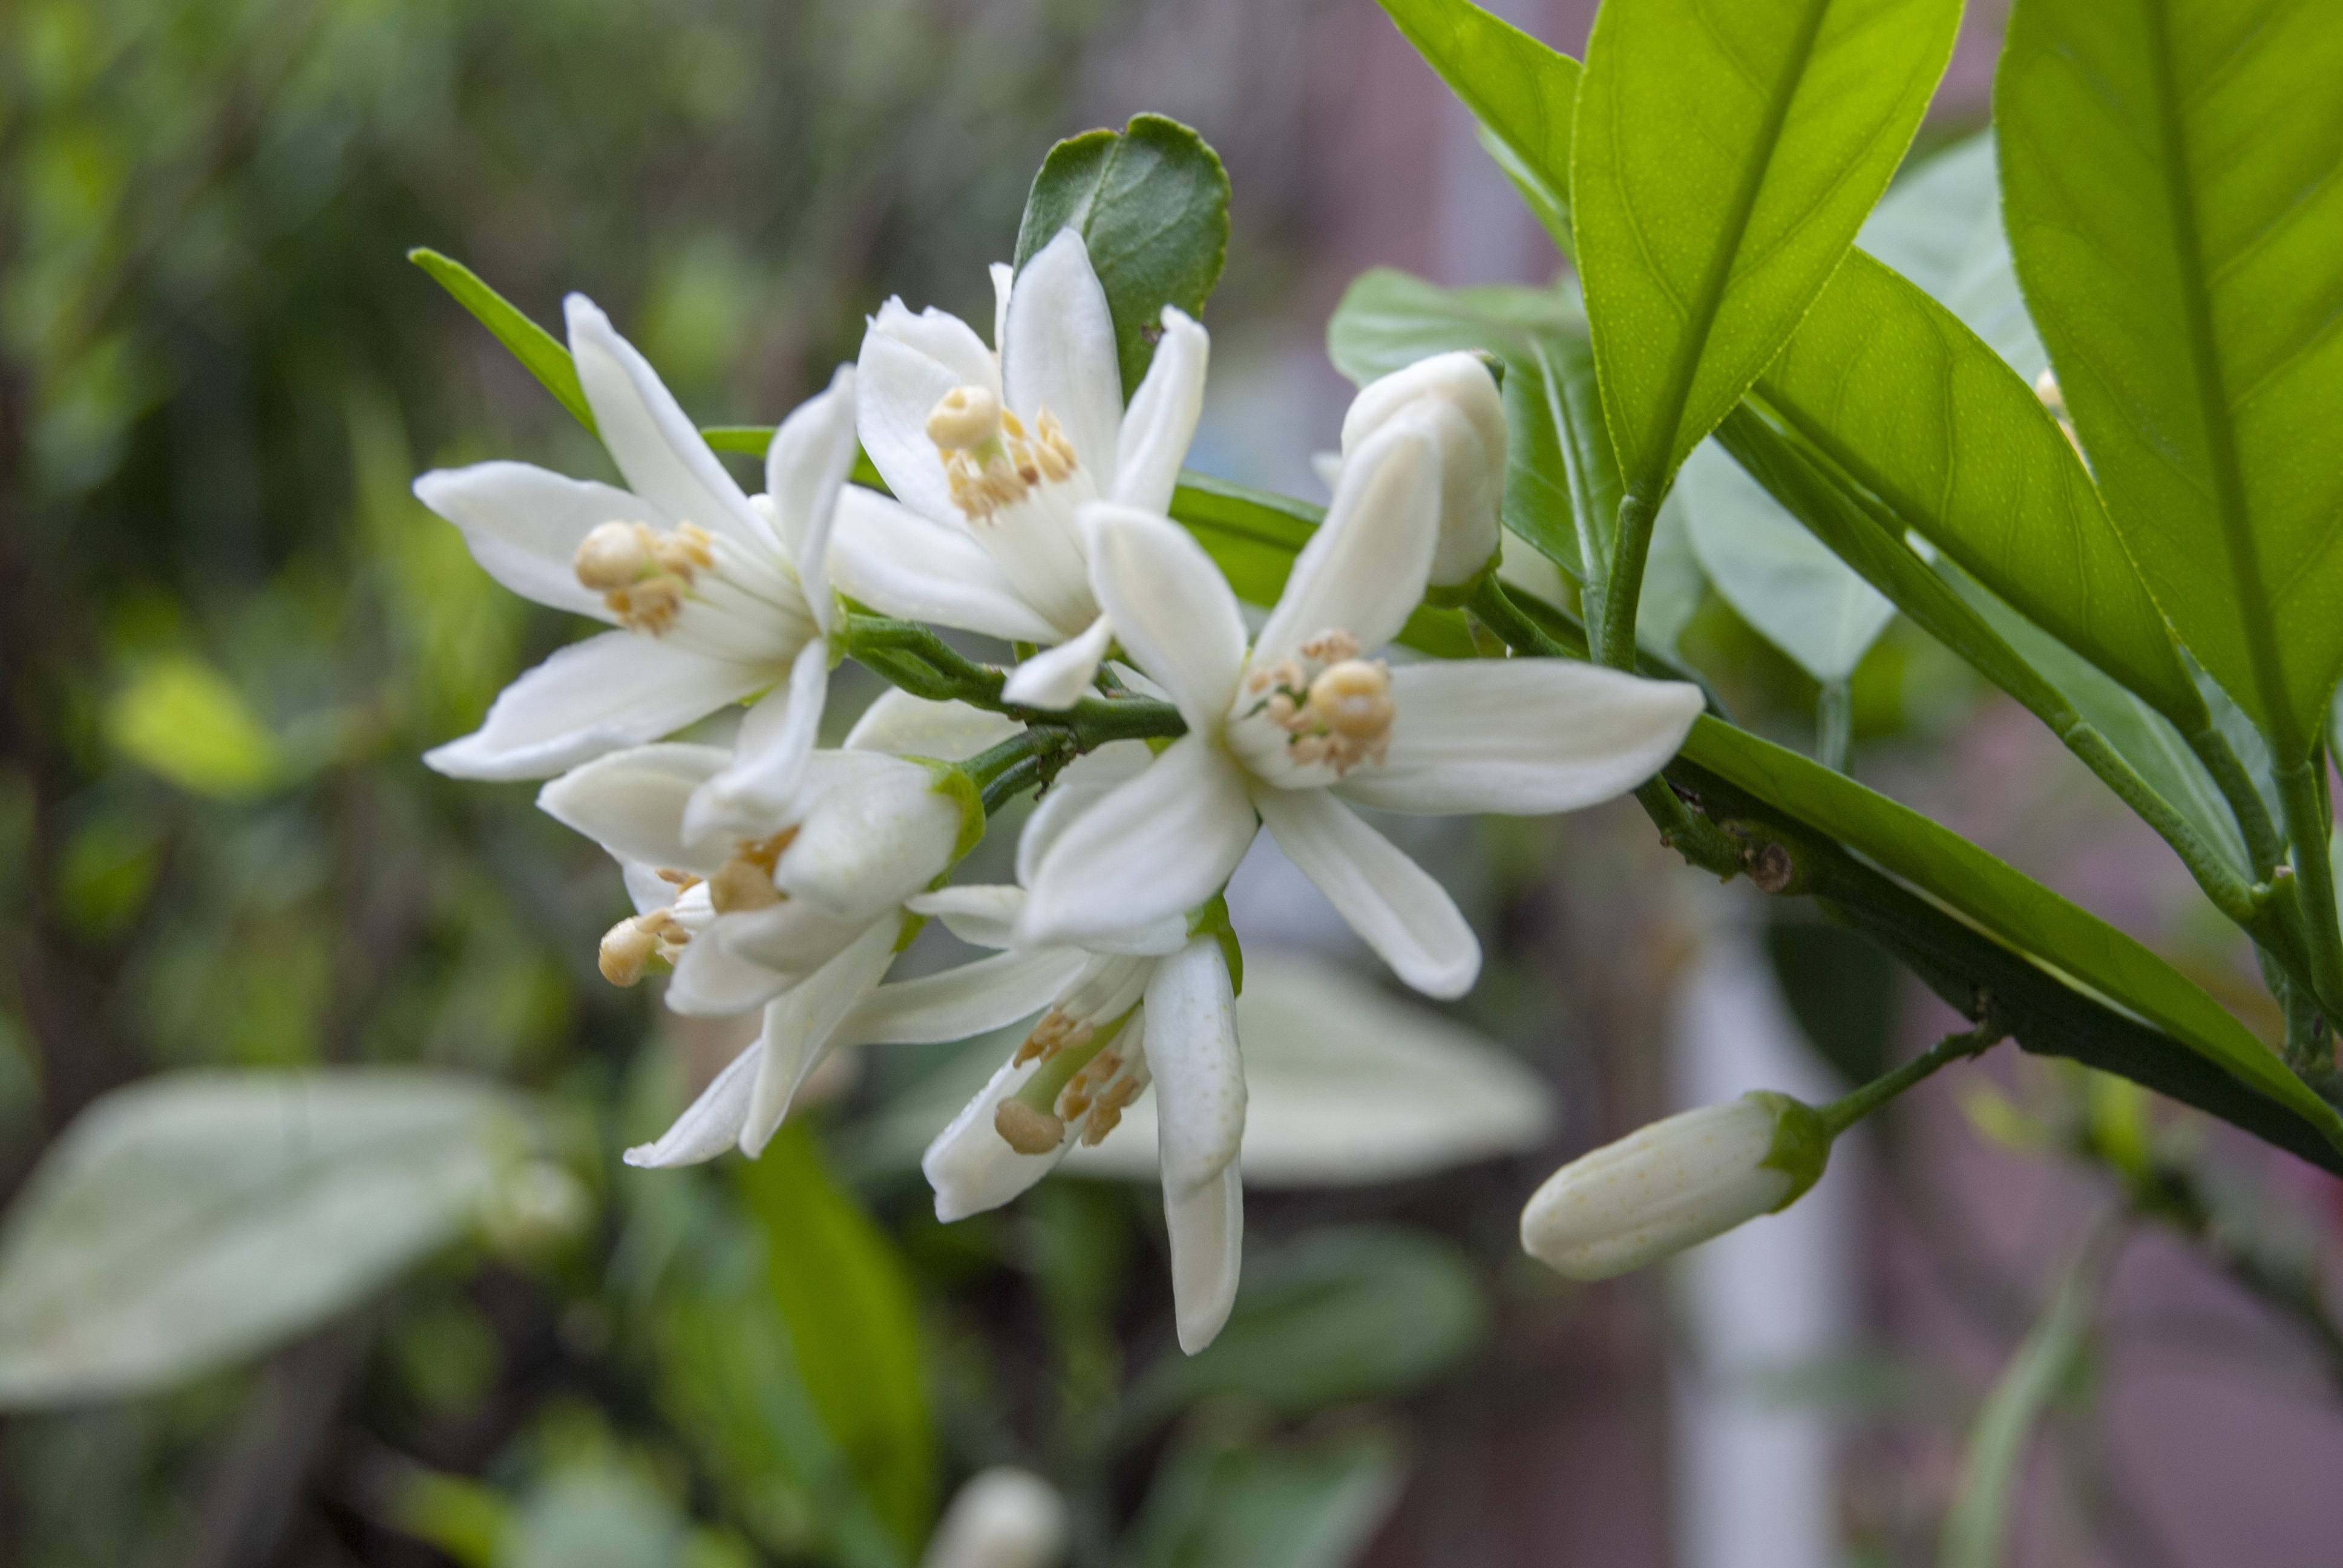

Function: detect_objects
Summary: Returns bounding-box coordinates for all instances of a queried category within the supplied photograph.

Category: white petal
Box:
[413,462,647,621]
[683,641,830,841]
[1004,230,1122,492]
[564,295,761,544]
[842,947,1087,1045]
[1083,504,1247,729]
[845,688,1024,762]
[623,860,678,915]
[1145,938,1245,1195]
[1000,614,1115,710]
[1254,420,1440,665]
[777,760,963,921]
[664,930,794,1017]
[765,364,858,626]
[1335,662,1704,815]
[989,263,1014,353]
[430,636,756,782]
[704,898,871,992]
[1020,733,1257,946]
[739,920,900,1156]
[830,489,1062,644]
[1253,785,1480,999]
[537,742,732,869]
[1111,308,1208,514]
[855,304,995,526]
[922,1053,1075,1222]
[1165,1164,1242,1354]
[905,884,1027,948]
[623,1041,761,1168]
[1015,742,1152,886]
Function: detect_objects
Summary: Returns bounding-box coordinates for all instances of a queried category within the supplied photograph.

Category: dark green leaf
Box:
[1125,1226,1483,1427]
[1766,920,1898,1085]
[1133,1428,1404,1568]
[410,249,595,435]
[1998,0,2343,758]
[1014,115,1231,399]
[1376,0,1581,257]
[1572,0,1961,498]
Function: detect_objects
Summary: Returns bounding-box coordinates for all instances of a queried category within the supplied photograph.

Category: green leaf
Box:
[1676,716,2343,1163]
[0,1069,527,1405]
[1133,1428,1405,1568]
[1571,0,1961,497]
[1125,1226,1484,1428]
[1376,0,1581,256]
[1856,132,2049,382]
[410,249,595,435]
[105,653,283,799]
[737,1123,931,1551]
[1014,115,1230,400]
[1997,0,2343,759]
[1755,249,2204,728]
[1678,440,1892,684]
[505,1462,687,1568]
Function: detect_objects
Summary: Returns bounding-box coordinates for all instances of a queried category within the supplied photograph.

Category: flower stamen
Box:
[574,520,715,635]
[1245,629,1392,776]
[927,386,1079,521]
[598,908,687,985]
[994,1099,1067,1155]
[706,829,798,914]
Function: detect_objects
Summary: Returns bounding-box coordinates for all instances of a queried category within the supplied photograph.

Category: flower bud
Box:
[776,755,969,923]
[1339,351,1507,589]
[920,1467,1067,1568]
[1519,1091,1829,1280]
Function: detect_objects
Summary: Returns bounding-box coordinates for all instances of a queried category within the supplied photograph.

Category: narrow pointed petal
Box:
[855,305,995,526]
[623,1041,761,1168]
[830,489,1063,644]
[1083,504,1247,729]
[1145,938,1245,1196]
[845,688,1023,762]
[905,884,1027,948]
[664,930,793,1017]
[1021,734,1257,947]
[413,462,649,621]
[537,742,731,869]
[1111,309,1209,514]
[1166,1165,1243,1354]
[565,295,761,544]
[764,364,858,625]
[1000,614,1115,710]
[1004,230,1121,492]
[683,641,830,842]
[843,947,1087,1045]
[739,920,899,1156]
[1254,421,1440,664]
[989,263,1014,353]
[430,635,759,782]
[1015,743,1151,886]
[1253,785,1480,999]
[922,1053,1076,1222]
[1337,662,1703,816]
[776,760,963,921]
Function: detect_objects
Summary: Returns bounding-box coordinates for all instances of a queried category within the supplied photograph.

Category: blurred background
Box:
[5,0,2343,1564]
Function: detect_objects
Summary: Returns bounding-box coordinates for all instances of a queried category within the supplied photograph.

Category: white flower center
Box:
[926,385,1080,522]
[573,518,815,664]
[1234,629,1395,780]
[992,956,1153,1153]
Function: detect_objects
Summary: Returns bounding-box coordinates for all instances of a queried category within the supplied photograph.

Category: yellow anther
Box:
[707,829,796,913]
[1081,1076,1142,1146]
[598,910,681,986]
[926,385,1003,451]
[995,1100,1067,1155]
[1309,659,1395,742]
[574,521,650,590]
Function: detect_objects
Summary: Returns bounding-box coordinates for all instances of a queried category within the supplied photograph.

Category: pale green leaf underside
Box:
[1999,0,2343,757]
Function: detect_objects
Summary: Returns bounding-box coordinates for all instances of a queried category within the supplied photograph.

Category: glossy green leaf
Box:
[105,653,283,799]
[1998,0,2343,759]
[1856,132,2048,381]
[1679,440,1891,684]
[1677,715,2343,1157]
[1571,0,1960,498]
[1133,1428,1404,1568]
[410,249,595,434]
[1376,0,1581,256]
[1756,249,2203,727]
[738,1124,931,1551]
[0,1069,527,1406]
[1014,115,1230,399]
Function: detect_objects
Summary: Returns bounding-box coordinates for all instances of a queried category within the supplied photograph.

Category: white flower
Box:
[540,692,1077,1162]
[1518,1093,1829,1280]
[921,1468,1067,1568]
[905,745,1245,1353]
[416,296,854,834]
[836,229,1210,710]
[1332,351,1508,588]
[1015,420,1706,999]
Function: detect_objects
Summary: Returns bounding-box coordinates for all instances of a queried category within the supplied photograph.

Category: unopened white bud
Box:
[777,757,968,923]
[1519,1092,1829,1280]
[1340,351,1507,588]
[920,1468,1067,1568]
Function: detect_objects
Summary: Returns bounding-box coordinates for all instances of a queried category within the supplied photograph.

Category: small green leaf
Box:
[410,249,595,435]
[738,1123,932,1551]
[1572,0,1961,498]
[1014,115,1230,399]
[1998,0,2343,759]
[1376,0,1581,256]
[105,653,282,799]
[1132,1427,1405,1568]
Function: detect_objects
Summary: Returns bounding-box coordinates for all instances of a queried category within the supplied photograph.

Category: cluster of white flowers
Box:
[415,230,1705,1351]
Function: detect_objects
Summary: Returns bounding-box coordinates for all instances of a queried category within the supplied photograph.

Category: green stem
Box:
[2060,722,2263,927]
[1818,1023,2004,1138]
[1598,491,1659,671]
[2189,726,2288,877]
[844,612,1184,744]
[2278,755,2343,1050]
